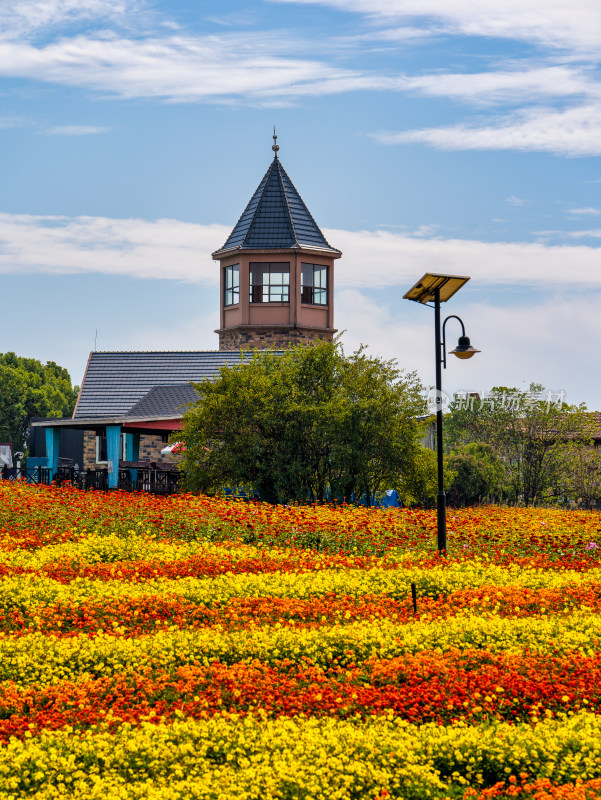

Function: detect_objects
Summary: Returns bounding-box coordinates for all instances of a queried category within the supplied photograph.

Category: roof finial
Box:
[272,126,279,159]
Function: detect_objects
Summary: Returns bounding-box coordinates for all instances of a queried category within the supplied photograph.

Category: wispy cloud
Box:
[0,34,391,103]
[44,124,111,135]
[205,11,259,28]
[534,227,601,240]
[0,0,597,112]
[564,229,601,238]
[0,1,597,131]
[568,207,601,216]
[0,213,227,282]
[1,30,598,117]
[372,103,601,157]
[0,213,599,290]
[0,114,29,129]
[397,66,600,106]
[0,0,139,40]
[327,226,601,289]
[272,0,601,52]
[270,1,601,157]
[354,25,434,43]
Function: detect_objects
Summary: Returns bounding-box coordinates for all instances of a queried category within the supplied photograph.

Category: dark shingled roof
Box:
[73,351,249,419]
[126,383,199,419]
[213,158,341,257]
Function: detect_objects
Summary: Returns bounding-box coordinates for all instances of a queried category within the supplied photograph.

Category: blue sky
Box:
[1,0,600,407]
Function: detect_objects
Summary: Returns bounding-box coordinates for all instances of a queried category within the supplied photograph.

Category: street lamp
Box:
[403,273,480,553]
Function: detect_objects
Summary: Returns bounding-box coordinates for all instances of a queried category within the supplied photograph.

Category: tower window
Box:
[224,265,240,306]
[301,263,328,305]
[249,263,290,303]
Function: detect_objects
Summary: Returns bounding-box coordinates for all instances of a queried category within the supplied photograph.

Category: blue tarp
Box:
[380,489,401,508]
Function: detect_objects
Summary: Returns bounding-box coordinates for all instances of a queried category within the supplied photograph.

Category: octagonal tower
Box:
[213,133,342,350]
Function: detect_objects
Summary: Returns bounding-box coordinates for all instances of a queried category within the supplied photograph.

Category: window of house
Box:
[95,433,126,464]
[249,263,290,303]
[301,263,328,305]
[224,265,240,306]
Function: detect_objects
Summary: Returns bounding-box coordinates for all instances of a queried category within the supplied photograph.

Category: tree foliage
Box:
[0,352,78,453]
[179,341,427,504]
[445,384,595,506]
[398,445,457,509]
[447,443,506,506]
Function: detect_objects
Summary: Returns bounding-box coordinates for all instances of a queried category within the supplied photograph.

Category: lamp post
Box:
[404,274,479,553]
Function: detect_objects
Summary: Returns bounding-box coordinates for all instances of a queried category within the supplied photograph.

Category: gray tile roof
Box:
[213,158,341,257]
[126,383,199,419]
[73,351,249,419]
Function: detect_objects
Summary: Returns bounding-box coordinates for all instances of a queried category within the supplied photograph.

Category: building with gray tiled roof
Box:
[125,383,199,420]
[73,351,247,419]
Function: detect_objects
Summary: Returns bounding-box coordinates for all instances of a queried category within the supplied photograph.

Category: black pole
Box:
[434,287,447,553]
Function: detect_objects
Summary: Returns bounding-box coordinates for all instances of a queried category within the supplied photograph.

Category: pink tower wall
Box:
[215,248,339,350]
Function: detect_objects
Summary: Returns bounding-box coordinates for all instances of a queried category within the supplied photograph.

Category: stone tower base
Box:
[217,325,336,350]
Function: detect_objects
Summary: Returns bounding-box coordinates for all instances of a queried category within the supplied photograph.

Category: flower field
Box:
[0,484,600,799]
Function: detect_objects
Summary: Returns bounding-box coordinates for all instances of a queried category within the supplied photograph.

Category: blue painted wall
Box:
[44,428,61,482]
[106,425,122,489]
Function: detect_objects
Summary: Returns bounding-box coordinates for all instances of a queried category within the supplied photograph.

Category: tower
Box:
[213,133,342,350]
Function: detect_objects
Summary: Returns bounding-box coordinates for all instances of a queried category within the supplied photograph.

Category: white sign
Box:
[107,460,114,473]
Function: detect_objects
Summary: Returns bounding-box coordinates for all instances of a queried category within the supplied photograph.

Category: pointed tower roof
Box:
[212,138,341,258]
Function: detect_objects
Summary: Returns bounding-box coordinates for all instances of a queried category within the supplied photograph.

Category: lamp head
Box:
[450,335,480,360]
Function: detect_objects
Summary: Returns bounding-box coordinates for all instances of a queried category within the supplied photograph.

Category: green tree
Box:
[445,384,594,506]
[0,353,78,453]
[447,442,506,506]
[397,446,457,508]
[178,340,426,503]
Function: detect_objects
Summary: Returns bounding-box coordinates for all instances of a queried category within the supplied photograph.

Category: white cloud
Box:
[44,125,111,135]
[534,227,601,240]
[355,25,434,43]
[273,0,601,52]
[0,7,597,116]
[271,2,601,161]
[399,66,600,106]
[505,196,527,207]
[0,13,595,110]
[565,229,601,238]
[411,224,443,237]
[0,213,599,291]
[568,207,601,215]
[0,0,136,39]
[0,213,227,282]
[0,115,28,129]
[326,226,601,289]
[0,33,390,102]
[372,103,601,156]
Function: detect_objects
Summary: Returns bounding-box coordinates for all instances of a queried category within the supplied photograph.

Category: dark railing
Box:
[1,465,52,484]
[120,462,182,495]
[1,464,181,494]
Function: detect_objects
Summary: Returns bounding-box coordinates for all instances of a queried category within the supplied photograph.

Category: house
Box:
[30,134,342,490]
